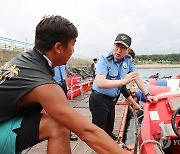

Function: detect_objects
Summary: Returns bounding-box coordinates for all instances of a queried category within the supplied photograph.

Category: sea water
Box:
[137,67,180,78]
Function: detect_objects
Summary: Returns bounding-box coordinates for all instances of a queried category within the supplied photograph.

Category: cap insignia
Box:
[121,35,127,40]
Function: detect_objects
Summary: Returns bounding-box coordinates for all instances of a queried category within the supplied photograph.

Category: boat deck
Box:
[22,91,128,154]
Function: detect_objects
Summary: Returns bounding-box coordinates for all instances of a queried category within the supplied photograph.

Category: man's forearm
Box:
[135,77,149,95]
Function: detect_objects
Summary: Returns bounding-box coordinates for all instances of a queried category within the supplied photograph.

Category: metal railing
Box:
[0,36,33,52]
[0,36,93,68]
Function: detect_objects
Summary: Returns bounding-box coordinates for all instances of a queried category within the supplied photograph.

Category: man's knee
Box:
[39,114,70,140]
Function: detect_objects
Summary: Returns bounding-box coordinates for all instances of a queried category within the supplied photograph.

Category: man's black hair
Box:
[35,15,78,51]
[128,49,135,59]
[93,58,97,62]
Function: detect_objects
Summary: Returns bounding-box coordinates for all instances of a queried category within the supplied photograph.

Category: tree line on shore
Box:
[135,53,180,64]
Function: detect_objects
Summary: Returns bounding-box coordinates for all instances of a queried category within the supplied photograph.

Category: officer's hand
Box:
[147,95,158,103]
[123,72,139,85]
[132,103,141,110]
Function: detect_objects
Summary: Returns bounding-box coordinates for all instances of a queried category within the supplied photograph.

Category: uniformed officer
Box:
[54,65,78,141]
[89,33,155,139]
[54,65,68,95]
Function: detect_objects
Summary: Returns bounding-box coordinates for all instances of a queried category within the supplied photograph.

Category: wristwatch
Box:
[145,92,151,97]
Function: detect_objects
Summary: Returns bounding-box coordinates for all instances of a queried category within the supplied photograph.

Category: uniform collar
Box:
[114,55,125,64]
[106,51,125,63]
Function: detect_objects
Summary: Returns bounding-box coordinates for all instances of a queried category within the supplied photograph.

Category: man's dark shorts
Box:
[13,113,42,152]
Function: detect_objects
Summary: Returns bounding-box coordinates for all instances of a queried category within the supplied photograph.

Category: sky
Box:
[0,0,180,58]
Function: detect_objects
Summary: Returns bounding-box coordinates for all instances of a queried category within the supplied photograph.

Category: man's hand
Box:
[132,103,141,110]
[123,72,139,85]
[118,143,135,154]
[146,95,158,103]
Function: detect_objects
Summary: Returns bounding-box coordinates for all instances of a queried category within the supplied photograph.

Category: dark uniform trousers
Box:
[89,90,117,136]
[58,80,68,97]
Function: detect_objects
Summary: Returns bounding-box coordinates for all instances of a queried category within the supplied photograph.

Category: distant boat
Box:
[149,73,159,78]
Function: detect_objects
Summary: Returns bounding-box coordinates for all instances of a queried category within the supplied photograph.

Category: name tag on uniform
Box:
[123,62,127,68]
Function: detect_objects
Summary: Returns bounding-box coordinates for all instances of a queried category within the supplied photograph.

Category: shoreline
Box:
[136,64,180,69]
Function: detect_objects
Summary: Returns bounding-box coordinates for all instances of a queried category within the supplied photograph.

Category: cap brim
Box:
[114,41,129,48]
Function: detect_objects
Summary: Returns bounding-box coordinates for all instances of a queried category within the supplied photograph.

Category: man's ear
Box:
[54,42,63,54]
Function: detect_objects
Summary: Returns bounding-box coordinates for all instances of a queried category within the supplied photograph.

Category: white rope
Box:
[137,114,144,121]
[139,140,165,154]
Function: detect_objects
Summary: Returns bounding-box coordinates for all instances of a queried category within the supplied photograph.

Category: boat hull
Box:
[139,92,180,154]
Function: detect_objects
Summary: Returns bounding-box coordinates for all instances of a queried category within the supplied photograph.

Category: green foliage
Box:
[135,53,180,64]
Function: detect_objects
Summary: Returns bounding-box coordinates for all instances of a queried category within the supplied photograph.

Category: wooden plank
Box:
[72,142,89,154]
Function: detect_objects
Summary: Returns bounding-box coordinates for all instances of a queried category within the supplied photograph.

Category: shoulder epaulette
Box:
[106,55,114,61]
[126,54,131,58]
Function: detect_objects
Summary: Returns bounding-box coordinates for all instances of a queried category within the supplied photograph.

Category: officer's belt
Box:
[92,90,117,101]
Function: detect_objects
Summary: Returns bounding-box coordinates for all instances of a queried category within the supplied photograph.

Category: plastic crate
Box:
[67,76,81,86]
